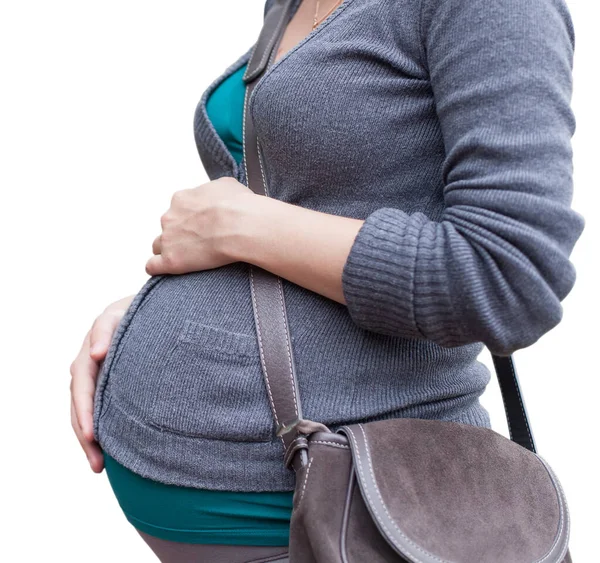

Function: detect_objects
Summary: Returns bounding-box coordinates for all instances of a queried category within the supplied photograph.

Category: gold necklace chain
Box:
[312,0,343,30]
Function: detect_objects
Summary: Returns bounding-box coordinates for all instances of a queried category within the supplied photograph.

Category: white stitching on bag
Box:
[257,140,269,196]
[312,440,350,449]
[275,277,299,417]
[346,425,447,563]
[255,124,299,421]
[242,84,250,184]
[249,268,281,434]
[357,423,448,562]
[354,424,566,563]
[533,454,568,563]
[298,456,314,508]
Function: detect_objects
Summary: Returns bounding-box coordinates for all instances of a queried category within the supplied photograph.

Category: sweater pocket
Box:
[147,319,275,442]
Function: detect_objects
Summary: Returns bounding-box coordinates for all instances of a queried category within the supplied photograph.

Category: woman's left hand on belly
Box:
[146,177,258,275]
[145,175,364,306]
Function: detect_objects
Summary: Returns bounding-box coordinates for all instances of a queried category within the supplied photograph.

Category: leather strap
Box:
[242,0,298,83]
[243,0,310,466]
[242,0,537,459]
[493,355,536,452]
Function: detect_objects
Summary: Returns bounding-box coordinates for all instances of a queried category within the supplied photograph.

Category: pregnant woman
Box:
[69,0,584,561]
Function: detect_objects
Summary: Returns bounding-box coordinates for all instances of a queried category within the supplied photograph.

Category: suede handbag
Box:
[241,2,572,561]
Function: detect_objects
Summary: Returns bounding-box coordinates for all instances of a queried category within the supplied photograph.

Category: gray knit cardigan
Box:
[93,0,584,491]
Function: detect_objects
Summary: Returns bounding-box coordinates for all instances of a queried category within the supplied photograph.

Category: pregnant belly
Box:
[93,262,276,443]
[93,263,491,447]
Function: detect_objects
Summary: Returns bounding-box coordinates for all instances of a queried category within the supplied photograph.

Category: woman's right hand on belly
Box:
[69,294,135,472]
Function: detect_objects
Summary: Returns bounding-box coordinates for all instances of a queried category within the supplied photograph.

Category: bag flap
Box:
[339,419,569,563]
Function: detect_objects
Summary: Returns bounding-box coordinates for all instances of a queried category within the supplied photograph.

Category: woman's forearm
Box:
[228,194,364,305]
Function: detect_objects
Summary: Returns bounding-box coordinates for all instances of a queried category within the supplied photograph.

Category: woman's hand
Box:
[70,294,135,472]
[145,176,365,305]
[146,177,256,276]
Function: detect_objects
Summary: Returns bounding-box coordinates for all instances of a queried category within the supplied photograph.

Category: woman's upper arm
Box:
[341,0,585,356]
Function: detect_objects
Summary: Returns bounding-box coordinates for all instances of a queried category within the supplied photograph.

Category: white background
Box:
[1,0,598,560]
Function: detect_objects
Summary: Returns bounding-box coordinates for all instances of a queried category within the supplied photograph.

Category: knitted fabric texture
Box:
[93,0,584,491]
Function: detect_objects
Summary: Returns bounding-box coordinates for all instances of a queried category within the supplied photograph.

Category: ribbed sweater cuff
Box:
[341,207,462,346]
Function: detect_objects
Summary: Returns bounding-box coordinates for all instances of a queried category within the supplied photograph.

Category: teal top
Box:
[205,62,247,165]
[104,453,293,546]
[103,62,294,546]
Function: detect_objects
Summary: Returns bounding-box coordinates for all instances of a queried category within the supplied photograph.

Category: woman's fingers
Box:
[71,398,104,473]
[70,332,100,442]
[146,254,172,276]
[89,309,122,361]
[70,297,133,472]
[152,234,162,255]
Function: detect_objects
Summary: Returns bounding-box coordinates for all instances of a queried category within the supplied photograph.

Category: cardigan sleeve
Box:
[340,0,585,356]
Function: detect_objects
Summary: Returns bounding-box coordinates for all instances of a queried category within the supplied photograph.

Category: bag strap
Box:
[242,0,537,460]
[492,355,536,452]
[242,0,315,467]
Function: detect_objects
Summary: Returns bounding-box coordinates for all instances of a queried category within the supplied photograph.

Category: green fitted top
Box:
[205,63,247,165]
[103,62,294,546]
